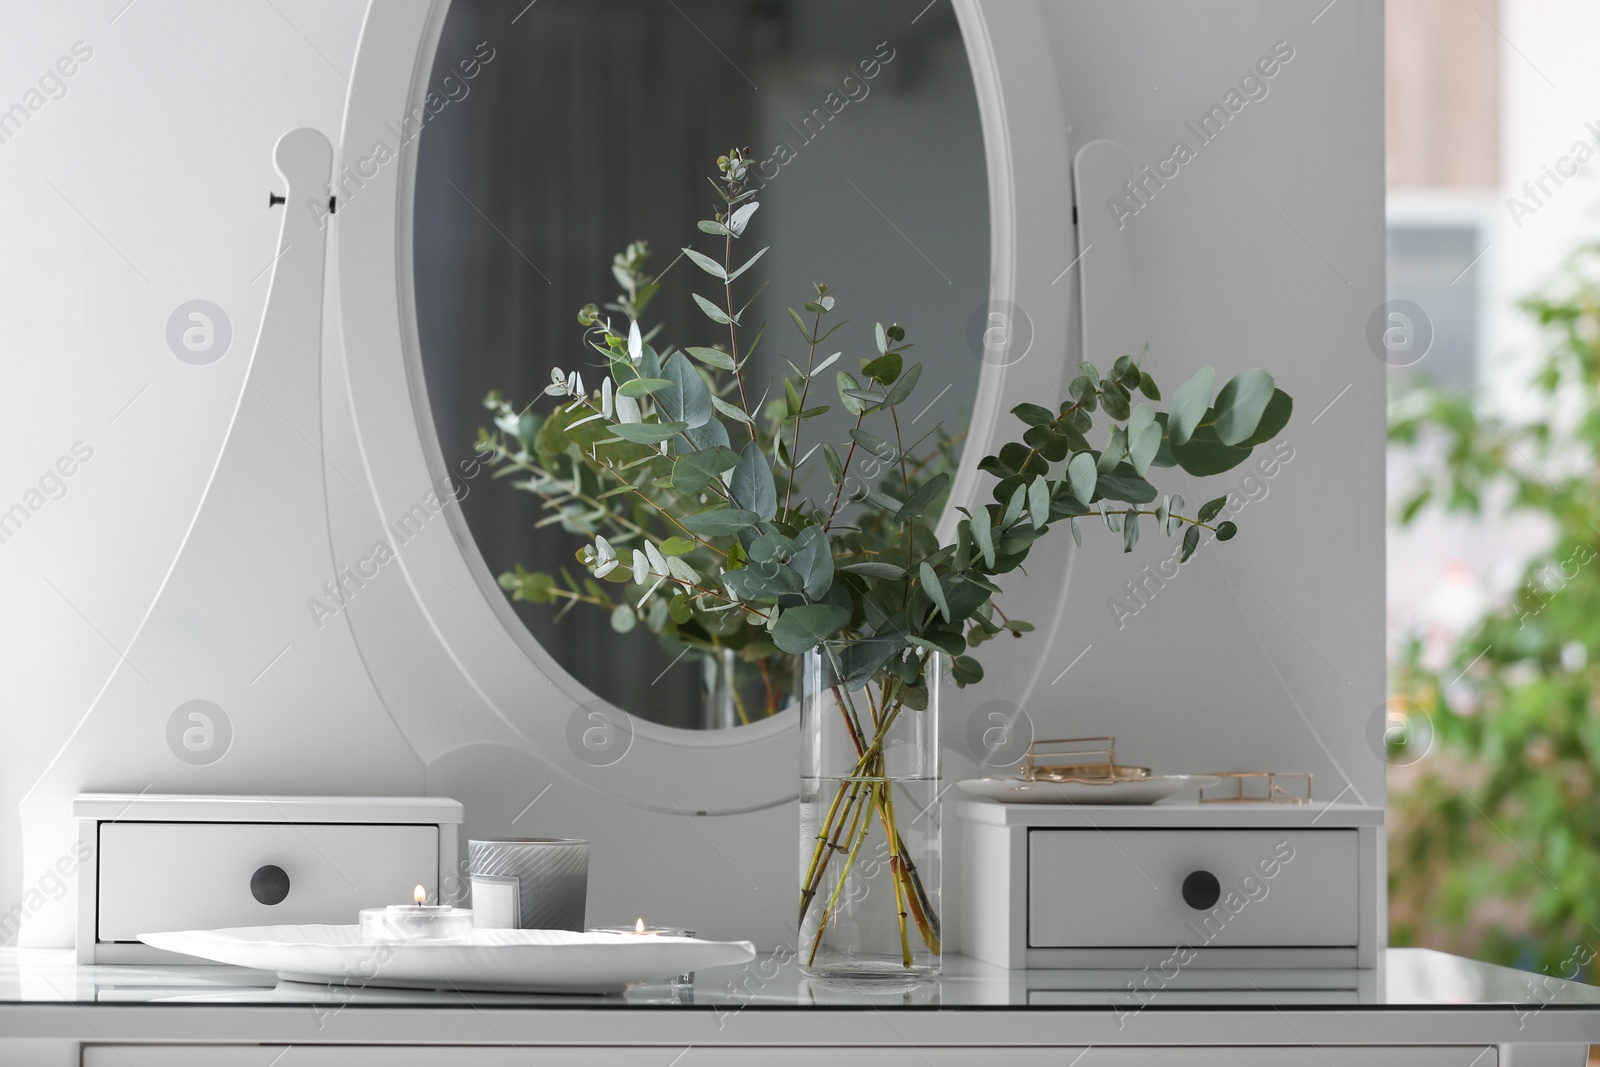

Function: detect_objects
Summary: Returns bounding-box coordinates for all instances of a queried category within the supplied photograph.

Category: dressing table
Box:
[9,3,1565,1065]
[2,947,1596,1065]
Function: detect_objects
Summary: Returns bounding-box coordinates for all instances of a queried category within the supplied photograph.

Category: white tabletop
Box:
[0,947,1597,1048]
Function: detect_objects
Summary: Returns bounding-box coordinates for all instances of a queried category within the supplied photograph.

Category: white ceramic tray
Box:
[140,925,756,994]
[956,775,1218,805]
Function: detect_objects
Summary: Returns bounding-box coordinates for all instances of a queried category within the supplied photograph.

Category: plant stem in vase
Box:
[800,642,941,979]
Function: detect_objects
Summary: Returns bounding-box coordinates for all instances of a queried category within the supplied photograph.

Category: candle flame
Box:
[414,884,427,905]
[635,917,645,934]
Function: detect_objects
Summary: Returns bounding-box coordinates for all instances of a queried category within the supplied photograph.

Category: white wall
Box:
[0,0,371,944]
[0,0,1386,953]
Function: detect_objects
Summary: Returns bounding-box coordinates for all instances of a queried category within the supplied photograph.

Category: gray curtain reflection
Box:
[413,0,984,730]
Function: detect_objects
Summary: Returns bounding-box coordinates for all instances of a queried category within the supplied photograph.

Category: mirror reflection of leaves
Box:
[478,149,1294,720]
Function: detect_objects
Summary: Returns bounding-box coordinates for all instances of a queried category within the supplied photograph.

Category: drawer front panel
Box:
[1028,829,1357,948]
[97,822,437,941]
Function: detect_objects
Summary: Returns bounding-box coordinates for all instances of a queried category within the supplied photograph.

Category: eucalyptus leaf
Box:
[1168,365,1216,446]
[1129,421,1162,476]
[727,246,768,283]
[791,525,833,600]
[885,362,923,406]
[843,388,885,409]
[710,394,754,425]
[685,346,737,371]
[1098,426,1128,473]
[1127,403,1156,443]
[1095,465,1159,503]
[656,351,713,430]
[722,560,803,600]
[1068,452,1098,506]
[1238,388,1294,447]
[970,506,996,568]
[683,416,730,451]
[730,441,777,521]
[771,603,851,655]
[616,377,673,398]
[609,421,687,444]
[614,392,642,425]
[692,292,734,325]
[680,506,759,537]
[1197,496,1229,524]
[1181,524,1201,562]
[840,561,908,580]
[1001,484,1027,527]
[895,472,950,523]
[1212,370,1276,446]
[823,442,844,487]
[728,201,759,235]
[837,371,866,416]
[1099,382,1131,421]
[682,246,728,281]
[788,307,816,344]
[951,655,984,686]
[1028,475,1051,530]
[810,351,843,379]
[1170,422,1252,477]
[1123,509,1140,552]
[862,352,902,385]
[671,446,739,494]
[1013,403,1054,427]
[920,562,951,622]
[849,428,900,462]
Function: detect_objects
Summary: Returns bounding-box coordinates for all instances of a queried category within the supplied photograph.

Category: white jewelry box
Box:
[74,794,463,964]
[958,798,1384,969]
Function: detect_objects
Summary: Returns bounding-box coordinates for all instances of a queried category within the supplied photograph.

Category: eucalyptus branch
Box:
[783,306,824,513]
[824,410,869,531]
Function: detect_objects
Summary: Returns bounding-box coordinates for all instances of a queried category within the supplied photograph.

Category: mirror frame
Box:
[334,0,1075,813]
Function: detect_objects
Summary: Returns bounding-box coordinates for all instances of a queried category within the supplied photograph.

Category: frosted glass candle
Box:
[359,903,473,944]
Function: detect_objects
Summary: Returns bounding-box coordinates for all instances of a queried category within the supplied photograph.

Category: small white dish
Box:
[956,774,1219,805]
[139,924,755,994]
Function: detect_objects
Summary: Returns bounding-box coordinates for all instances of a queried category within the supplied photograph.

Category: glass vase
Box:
[798,642,941,981]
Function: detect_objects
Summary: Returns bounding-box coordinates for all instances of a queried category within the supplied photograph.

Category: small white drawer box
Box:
[75,794,463,964]
[959,799,1383,969]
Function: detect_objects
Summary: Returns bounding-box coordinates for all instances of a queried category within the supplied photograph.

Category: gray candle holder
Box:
[467,838,589,931]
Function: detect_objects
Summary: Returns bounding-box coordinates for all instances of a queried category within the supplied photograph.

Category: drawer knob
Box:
[1181,870,1221,910]
[251,864,291,906]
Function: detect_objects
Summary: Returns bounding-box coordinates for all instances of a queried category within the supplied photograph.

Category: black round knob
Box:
[1181,870,1221,911]
[250,864,291,906]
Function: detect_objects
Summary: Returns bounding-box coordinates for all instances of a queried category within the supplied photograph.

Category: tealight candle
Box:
[588,918,694,938]
[359,884,474,944]
[587,919,697,986]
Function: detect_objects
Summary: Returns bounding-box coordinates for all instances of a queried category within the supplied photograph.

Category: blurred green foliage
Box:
[1389,241,1600,980]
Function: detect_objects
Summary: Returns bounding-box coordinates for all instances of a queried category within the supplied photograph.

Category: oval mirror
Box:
[414,0,989,730]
